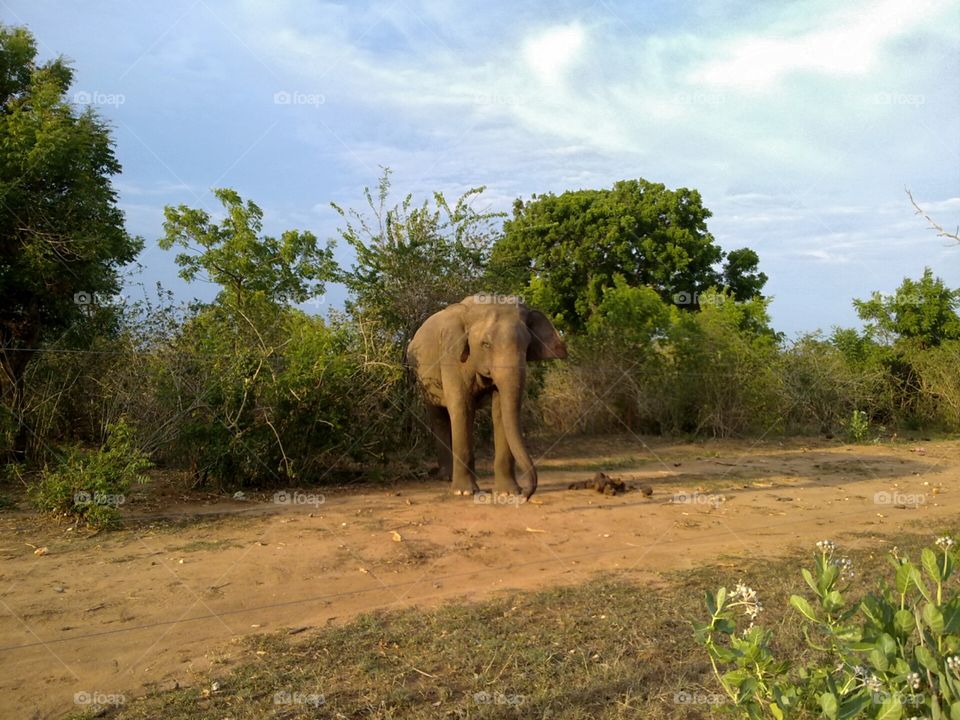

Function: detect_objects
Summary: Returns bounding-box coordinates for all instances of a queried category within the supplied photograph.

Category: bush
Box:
[697,537,960,718]
[907,340,960,432]
[30,419,152,528]
[778,334,885,435]
[535,279,670,434]
[663,291,781,436]
[154,304,410,488]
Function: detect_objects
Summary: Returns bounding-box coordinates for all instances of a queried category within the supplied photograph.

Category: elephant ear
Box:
[526,310,567,361]
[440,311,470,363]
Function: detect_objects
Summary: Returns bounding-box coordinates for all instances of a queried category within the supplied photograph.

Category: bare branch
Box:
[906,188,960,245]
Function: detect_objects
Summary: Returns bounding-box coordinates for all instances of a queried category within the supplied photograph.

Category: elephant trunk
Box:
[496,378,537,499]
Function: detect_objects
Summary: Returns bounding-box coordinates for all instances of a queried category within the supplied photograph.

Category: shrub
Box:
[30,419,152,528]
[697,538,960,718]
[842,409,873,443]
[662,290,781,437]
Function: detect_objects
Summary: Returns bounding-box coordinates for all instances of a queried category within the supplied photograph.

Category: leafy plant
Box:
[30,419,151,528]
[0,23,141,461]
[843,409,872,443]
[697,538,960,718]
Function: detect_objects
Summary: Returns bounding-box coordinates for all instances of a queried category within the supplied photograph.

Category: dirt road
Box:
[1,435,956,719]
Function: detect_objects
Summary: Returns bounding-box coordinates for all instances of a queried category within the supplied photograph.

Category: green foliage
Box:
[490,178,767,331]
[846,270,960,429]
[778,333,886,435]
[909,340,960,430]
[854,268,960,349]
[164,305,404,487]
[0,23,141,460]
[334,167,504,344]
[584,276,672,350]
[843,409,873,443]
[537,288,782,437]
[30,419,151,528]
[160,188,336,308]
[158,189,406,487]
[665,290,781,436]
[698,538,960,718]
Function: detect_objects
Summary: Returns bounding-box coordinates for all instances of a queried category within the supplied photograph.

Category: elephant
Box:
[406,294,567,500]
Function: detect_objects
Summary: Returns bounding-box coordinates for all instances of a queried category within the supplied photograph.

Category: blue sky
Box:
[5,0,959,336]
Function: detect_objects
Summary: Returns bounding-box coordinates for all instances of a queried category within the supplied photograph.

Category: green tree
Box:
[159,189,341,484]
[490,179,766,331]
[853,267,960,349]
[334,168,504,345]
[0,25,140,461]
[160,188,336,310]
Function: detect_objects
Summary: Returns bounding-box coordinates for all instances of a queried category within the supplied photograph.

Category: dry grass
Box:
[69,526,957,720]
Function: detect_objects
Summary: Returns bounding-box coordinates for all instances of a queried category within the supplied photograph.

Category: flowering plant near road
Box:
[696,538,960,719]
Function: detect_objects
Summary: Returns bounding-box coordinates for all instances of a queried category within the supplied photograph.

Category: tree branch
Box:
[906,189,960,245]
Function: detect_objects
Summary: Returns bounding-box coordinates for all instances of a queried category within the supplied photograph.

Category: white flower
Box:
[906,672,921,690]
[865,674,883,692]
[947,655,960,674]
[729,581,762,623]
[816,540,836,555]
[935,536,955,551]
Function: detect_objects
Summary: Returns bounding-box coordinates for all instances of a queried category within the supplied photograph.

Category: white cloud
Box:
[693,0,951,91]
[522,23,585,86]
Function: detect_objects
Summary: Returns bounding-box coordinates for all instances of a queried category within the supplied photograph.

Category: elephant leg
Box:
[492,390,521,495]
[426,405,453,482]
[448,403,479,495]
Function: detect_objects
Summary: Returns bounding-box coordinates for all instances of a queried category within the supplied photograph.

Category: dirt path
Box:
[1,436,957,719]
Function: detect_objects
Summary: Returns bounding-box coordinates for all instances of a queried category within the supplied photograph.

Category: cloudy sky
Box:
[5,0,959,335]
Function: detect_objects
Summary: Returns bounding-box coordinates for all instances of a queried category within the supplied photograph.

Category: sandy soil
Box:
[1,435,957,719]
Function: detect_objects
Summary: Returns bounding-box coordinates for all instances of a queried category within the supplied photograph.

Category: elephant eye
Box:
[481,340,492,349]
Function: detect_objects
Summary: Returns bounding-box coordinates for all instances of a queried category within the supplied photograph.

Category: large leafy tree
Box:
[489,179,766,331]
[0,25,141,460]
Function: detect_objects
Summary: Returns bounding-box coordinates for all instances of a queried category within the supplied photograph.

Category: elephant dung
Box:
[568,472,629,496]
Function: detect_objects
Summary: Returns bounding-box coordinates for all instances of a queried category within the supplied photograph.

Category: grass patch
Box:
[76,526,957,719]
